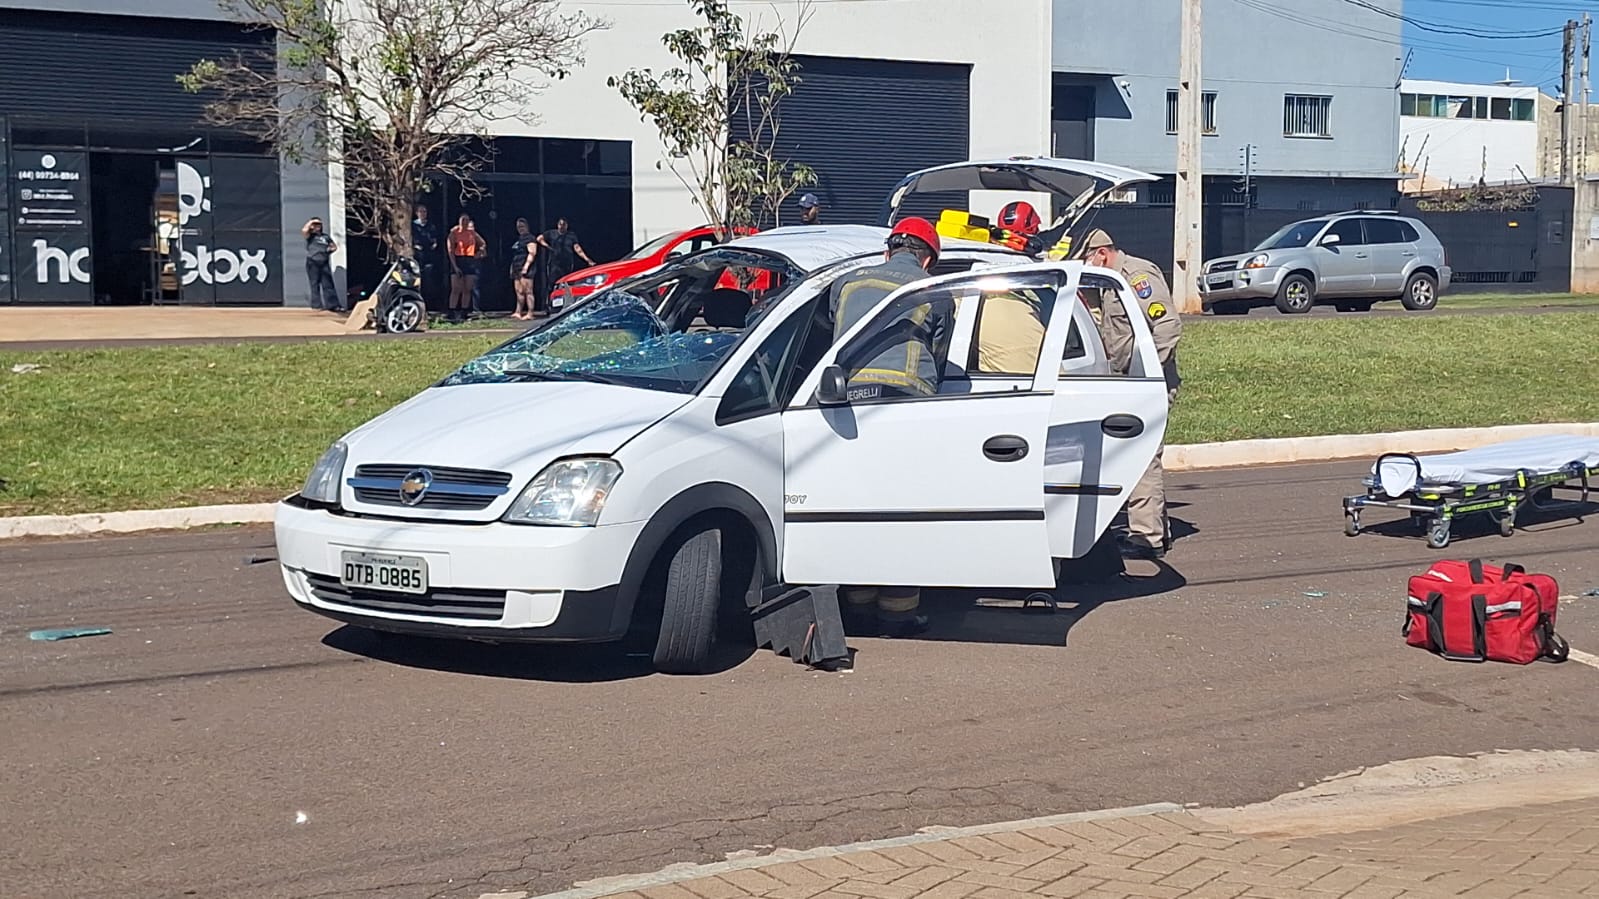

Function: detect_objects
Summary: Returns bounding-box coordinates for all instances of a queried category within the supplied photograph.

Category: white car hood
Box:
[339,382,688,517]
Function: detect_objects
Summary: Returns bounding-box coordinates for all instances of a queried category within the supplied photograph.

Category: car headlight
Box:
[301,441,348,505]
[1244,254,1270,269]
[502,459,623,526]
[573,274,608,288]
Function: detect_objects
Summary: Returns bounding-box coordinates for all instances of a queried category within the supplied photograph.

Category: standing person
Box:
[446,213,484,323]
[538,218,595,299]
[509,218,540,320]
[798,193,822,225]
[1079,229,1183,560]
[826,217,945,638]
[411,204,439,309]
[301,217,343,313]
[468,219,489,319]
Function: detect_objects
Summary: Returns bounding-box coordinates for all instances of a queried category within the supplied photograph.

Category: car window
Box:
[1398,221,1421,243]
[964,280,1059,377]
[717,295,825,423]
[1256,219,1329,250]
[1362,217,1406,245]
[691,234,719,254]
[1323,219,1365,246]
[832,282,962,402]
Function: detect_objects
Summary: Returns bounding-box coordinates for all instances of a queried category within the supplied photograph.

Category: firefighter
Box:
[830,217,944,637]
[1078,229,1182,559]
[971,201,1049,375]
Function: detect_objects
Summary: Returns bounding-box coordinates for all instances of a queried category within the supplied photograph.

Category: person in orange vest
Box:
[446,213,486,323]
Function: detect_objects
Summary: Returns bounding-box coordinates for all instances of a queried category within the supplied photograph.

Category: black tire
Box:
[652,527,724,674]
[1210,301,1250,316]
[1496,509,1516,538]
[1400,272,1439,311]
[384,297,427,334]
[1274,274,1315,314]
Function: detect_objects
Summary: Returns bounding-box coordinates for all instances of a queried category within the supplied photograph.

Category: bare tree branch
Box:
[181,0,607,259]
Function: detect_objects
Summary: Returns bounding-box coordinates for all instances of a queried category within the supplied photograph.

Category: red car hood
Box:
[557,257,646,286]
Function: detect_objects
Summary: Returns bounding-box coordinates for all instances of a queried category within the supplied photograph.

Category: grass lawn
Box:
[2,311,1597,516]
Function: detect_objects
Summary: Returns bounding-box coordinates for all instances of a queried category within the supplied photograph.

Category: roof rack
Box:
[1329,208,1399,216]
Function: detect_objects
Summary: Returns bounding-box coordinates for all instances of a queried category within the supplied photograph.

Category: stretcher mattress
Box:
[1374,434,1599,497]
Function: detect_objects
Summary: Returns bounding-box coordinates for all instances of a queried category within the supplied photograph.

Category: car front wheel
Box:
[1401,272,1439,311]
[652,526,725,674]
[1274,274,1315,314]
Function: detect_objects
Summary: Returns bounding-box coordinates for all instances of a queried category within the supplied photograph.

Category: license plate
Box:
[340,551,428,595]
[1207,274,1231,285]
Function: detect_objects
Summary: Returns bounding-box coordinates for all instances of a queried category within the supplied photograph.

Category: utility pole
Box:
[1174,0,1203,313]
[1563,19,1576,185]
[1581,13,1591,179]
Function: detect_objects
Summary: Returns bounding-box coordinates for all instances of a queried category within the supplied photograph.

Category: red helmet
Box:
[888,216,941,260]
[998,201,1041,235]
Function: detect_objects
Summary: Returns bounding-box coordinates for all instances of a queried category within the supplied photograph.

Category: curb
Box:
[526,801,1184,899]
[4,421,1597,541]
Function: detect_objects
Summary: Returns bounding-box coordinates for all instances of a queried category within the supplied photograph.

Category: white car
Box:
[273,158,1170,673]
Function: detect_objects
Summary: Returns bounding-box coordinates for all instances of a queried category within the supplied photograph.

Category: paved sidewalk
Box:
[0,305,353,342]
[534,798,1599,899]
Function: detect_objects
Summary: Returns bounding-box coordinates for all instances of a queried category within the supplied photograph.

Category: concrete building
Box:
[1050,0,1405,214]
[1398,79,1540,191]
[0,0,1053,308]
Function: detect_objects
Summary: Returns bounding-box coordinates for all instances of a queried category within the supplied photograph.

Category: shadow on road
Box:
[1352,498,1597,549]
[319,625,755,683]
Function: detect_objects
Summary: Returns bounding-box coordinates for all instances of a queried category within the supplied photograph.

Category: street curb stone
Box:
[4,421,1596,540]
[525,801,1184,899]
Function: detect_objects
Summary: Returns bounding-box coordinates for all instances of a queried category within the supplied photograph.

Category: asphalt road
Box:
[2,461,1597,899]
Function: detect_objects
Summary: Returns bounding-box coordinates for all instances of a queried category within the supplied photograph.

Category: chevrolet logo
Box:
[399,469,433,506]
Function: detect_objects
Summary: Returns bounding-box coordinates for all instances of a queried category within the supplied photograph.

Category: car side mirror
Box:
[1320,233,1342,246]
[816,365,850,406]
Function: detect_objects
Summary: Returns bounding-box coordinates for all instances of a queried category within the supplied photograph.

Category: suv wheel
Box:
[1274,274,1315,314]
[1401,272,1439,311]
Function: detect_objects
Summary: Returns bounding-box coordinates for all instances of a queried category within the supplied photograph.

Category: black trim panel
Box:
[295,584,628,644]
[784,510,1045,523]
[1045,484,1123,496]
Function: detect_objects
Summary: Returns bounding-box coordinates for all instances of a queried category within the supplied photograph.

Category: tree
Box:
[609,0,817,238]
[181,0,605,261]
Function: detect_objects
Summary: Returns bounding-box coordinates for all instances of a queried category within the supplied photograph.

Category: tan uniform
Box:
[1100,252,1181,550]
[971,289,1047,375]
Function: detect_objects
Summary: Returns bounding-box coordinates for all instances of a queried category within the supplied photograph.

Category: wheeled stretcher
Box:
[1342,435,1599,548]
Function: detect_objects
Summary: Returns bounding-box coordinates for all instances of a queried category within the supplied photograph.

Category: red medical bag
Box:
[1405,559,1569,664]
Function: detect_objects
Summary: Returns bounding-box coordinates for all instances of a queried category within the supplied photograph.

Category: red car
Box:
[549,225,759,311]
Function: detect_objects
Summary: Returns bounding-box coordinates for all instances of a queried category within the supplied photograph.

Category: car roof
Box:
[723,224,1025,271]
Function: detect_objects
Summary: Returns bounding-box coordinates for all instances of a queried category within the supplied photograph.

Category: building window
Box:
[1284,94,1333,138]
[1513,98,1535,121]
[1165,90,1218,135]
[1400,93,1417,116]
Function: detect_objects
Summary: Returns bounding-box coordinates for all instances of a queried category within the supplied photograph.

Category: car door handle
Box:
[1354,253,1369,258]
[1102,414,1145,439]
[1401,251,1416,257]
[983,435,1030,462]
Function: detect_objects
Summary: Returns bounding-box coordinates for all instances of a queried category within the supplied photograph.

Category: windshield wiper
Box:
[497,368,632,387]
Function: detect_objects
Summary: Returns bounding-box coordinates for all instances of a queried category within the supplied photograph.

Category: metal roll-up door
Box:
[737,55,972,227]
[0,9,274,130]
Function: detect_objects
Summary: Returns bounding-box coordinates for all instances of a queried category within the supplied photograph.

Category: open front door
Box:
[1043,270,1171,558]
[779,264,1081,590]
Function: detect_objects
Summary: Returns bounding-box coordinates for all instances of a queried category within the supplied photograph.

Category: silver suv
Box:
[1197,211,1451,315]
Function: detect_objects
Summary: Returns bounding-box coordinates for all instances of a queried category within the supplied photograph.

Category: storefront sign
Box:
[10,148,92,303]
[176,156,281,304]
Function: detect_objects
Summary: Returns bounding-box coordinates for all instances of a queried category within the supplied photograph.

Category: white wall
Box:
[486,0,1052,246]
[1399,117,1538,187]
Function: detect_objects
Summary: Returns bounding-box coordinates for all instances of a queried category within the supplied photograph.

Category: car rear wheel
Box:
[1274,274,1315,314]
[1401,272,1439,311]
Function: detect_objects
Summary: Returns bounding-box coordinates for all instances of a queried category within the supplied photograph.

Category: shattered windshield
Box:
[1256,220,1329,250]
[441,247,804,394]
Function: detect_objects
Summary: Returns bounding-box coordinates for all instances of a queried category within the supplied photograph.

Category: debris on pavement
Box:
[244,554,277,566]
[1584,588,1599,597]
[1303,591,1328,598]
[28,626,113,642]
[295,811,308,825]
[10,363,43,374]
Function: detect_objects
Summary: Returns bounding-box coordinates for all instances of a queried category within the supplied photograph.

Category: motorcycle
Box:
[368,256,428,334]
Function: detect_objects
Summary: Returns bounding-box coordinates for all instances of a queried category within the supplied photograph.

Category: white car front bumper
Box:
[274,498,647,642]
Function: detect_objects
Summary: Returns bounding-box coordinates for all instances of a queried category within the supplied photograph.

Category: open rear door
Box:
[779,264,1082,590]
[1043,269,1171,558]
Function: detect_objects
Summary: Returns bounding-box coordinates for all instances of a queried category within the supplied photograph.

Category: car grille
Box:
[306,574,507,621]
[348,464,513,511]
[1208,260,1239,273]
